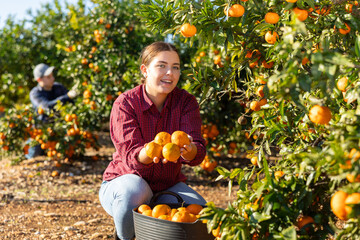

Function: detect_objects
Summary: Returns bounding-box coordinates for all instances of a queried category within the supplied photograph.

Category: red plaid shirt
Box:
[103,84,206,192]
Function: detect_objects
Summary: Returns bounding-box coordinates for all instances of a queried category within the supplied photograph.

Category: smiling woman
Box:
[141,51,181,111]
[99,41,208,240]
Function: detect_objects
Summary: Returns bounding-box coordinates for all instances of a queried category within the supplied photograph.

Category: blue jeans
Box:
[99,174,207,240]
[25,139,44,159]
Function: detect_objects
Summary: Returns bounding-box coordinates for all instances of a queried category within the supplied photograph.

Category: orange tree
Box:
[140,0,360,239]
[0,0,161,162]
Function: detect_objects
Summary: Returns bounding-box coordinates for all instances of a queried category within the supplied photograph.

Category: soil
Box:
[0,132,246,240]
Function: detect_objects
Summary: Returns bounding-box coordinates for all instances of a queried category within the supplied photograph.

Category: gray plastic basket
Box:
[133,191,213,240]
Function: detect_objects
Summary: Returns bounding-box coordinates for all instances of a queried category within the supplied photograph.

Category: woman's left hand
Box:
[180,143,193,156]
[180,135,197,161]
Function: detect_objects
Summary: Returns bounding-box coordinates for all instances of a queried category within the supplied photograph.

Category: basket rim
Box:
[132,207,204,225]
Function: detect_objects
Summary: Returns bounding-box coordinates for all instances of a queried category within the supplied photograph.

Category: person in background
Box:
[25,63,78,159]
[99,41,207,240]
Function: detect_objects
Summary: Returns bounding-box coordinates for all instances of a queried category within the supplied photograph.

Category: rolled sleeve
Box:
[110,96,151,171]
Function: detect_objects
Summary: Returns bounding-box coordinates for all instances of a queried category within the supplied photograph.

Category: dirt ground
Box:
[0,132,245,240]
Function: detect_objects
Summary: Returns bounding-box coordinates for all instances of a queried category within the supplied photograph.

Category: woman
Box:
[99,41,207,240]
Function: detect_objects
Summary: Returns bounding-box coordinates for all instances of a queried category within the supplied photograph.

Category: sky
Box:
[0,0,82,28]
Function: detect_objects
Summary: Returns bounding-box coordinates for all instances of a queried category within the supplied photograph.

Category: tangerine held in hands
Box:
[154,132,171,146]
[162,143,181,162]
[171,130,190,147]
[145,141,163,159]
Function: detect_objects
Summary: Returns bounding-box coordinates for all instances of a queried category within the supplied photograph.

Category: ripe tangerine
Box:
[265,31,279,44]
[296,216,314,230]
[171,130,190,147]
[344,193,360,217]
[308,105,332,125]
[337,77,348,92]
[180,23,197,37]
[162,143,181,162]
[331,190,348,220]
[224,4,245,17]
[293,7,308,21]
[138,204,151,214]
[265,12,280,24]
[145,141,163,159]
[186,204,203,215]
[152,204,171,218]
[154,132,171,147]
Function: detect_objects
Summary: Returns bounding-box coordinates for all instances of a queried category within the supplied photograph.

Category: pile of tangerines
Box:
[145,130,190,162]
[136,203,203,223]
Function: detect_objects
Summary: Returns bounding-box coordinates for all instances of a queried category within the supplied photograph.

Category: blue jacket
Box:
[29,82,72,122]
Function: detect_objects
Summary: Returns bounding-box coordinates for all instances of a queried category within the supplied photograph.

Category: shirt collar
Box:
[141,84,176,112]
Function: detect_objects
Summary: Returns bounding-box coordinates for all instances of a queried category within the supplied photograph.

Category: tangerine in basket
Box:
[145,141,163,159]
[162,143,181,162]
[158,214,171,220]
[171,211,192,222]
[142,209,152,217]
[177,207,188,213]
[186,204,203,215]
[171,130,190,147]
[188,213,198,222]
[170,208,178,218]
[154,132,171,147]
[137,204,151,214]
[152,204,171,218]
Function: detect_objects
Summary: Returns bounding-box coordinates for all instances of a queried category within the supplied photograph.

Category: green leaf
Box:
[280,226,297,240]
[261,148,273,189]
[232,78,238,93]
[265,140,271,155]
[355,35,360,58]
[300,0,315,9]
[230,168,242,179]
[251,212,272,223]
[298,74,311,92]
[216,166,231,177]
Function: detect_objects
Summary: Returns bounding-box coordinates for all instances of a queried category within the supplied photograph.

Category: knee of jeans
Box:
[115,175,153,205]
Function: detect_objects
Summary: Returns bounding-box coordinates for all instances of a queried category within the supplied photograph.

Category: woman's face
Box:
[141,51,181,96]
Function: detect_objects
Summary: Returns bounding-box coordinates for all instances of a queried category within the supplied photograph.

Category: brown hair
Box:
[140,41,180,84]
